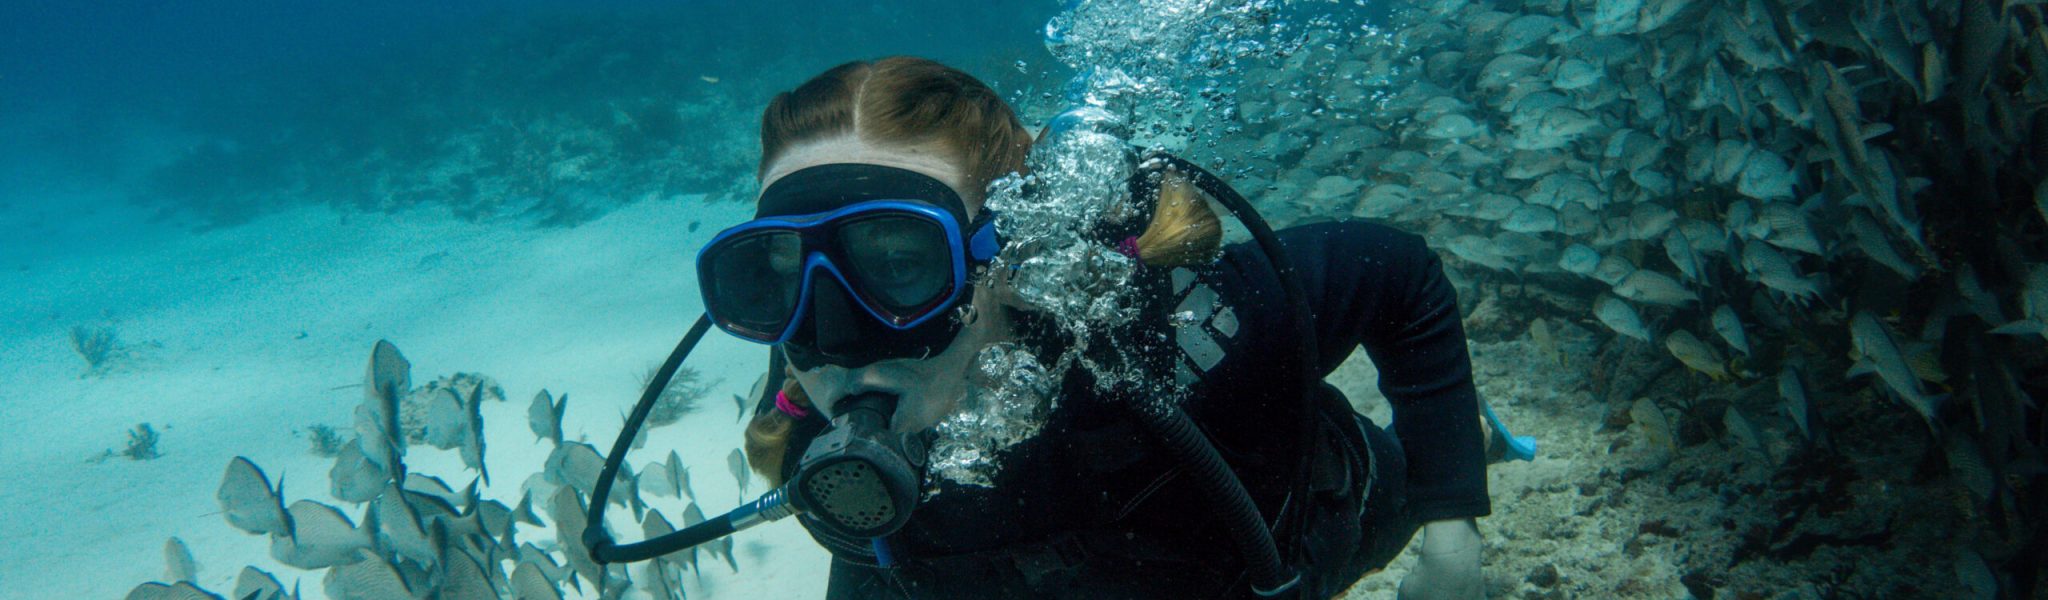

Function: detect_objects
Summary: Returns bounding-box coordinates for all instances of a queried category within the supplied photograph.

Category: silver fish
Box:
[219,456,290,536]
[1724,199,1761,239]
[328,438,387,504]
[1943,432,1996,504]
[1723,406,1774,463]
[1588,0,1641,35]
[402,472,456,504]
[1991,264,2048,340]
[1740,242,1824,306]
[1594,294,1653,343]
[641,508,696,580]
[728,448,751,498]
[1558,243,1601,276]
[1529,318,1561,366]
[639,556,683,600]
[1526,172,1601,210]
[1955,263,2007,324]
[528,390,567,446]
[374,485,438,570]
[1631,169,1675,197]
[1551,58,1603,90]
[1558,203,1598,236]
[1603,129,1662,174]
[548,486,605,589]
[678,503,707,575]
[1627,203,1679,241]
[1711,305,1750,356]
[1353,183,1416,218]
[1446,235,1514,271]
[1593,254,1637,287]
[517,542,573,586]
[1665,330,1729,380]
[421,388,467,449]
[544,442,612,505]
[1754,70,1809,127]
[1847,209,1920,281]
[1711,139,1752,185]
[461,385,488,484]
[512,559,565,600]
[125,582,223,600]
[164,537,197,583]
[357,340,409,475]
[1511,108,1599,151]
[1736,149,1797,200]
[1664,228,1702,281]
[322,549,414,600]
[642,450,690,499]
[1758,201,1822,255]
[1636,0,1691,33]
[1630,397,1676,451]
[231,566,287,600]
[1719,2,1789,71]
[439,545,498,600]
[1615,269,1698,306]
[1778,366,1821,445]
[270,500,372,570]
[1496,16,1562,54]
[1847,311,1943,430]
[1414,96,1470,126]
[1503,203,1559,233]
[1853,3,1928,101]
[1678,219,1730,256]
[720,534,740,573]
[1479,53,1546,90]
[1422,114,1485,140]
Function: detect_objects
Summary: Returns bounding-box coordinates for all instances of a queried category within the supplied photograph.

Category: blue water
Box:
[3,0,2045,598]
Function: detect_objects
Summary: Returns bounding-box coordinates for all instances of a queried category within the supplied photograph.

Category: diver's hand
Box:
[1397,518,1484,600]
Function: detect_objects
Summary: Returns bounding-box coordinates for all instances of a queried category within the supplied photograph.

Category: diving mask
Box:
[697,164,999,369]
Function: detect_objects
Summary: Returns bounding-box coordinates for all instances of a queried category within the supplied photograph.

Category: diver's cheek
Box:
[789,363,850,419]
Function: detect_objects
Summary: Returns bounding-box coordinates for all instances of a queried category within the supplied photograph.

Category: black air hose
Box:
[1131,403,1295,595]
[1142,153,1316,597]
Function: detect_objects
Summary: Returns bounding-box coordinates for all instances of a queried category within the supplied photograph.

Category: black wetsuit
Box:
[789,221,1492,599]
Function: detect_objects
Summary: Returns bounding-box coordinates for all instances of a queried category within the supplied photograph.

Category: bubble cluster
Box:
[928,343,1058,487]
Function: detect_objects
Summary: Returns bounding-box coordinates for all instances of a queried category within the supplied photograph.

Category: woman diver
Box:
[590,56,1504,599]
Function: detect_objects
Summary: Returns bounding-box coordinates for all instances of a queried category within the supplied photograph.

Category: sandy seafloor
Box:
[0,193,835,598]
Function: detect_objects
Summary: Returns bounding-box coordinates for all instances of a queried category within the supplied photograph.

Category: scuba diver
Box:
[587,56,1518,599]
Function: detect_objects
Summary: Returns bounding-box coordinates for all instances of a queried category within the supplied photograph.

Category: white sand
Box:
[0,194,829,598]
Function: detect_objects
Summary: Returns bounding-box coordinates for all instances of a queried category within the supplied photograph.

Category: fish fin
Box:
[1990,320,2047,337]
[1846,357,1876,379]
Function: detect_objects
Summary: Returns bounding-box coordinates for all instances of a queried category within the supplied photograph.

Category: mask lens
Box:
[706,231,804,338]
[837,215,952,316]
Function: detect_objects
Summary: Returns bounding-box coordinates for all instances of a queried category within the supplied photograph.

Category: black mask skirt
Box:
[755,163,981,371]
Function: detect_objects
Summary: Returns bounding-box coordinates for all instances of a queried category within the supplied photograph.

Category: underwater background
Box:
[2,0,2044,598]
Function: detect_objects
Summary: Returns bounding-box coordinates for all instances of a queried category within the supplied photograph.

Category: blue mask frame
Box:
[697,200,1000,345]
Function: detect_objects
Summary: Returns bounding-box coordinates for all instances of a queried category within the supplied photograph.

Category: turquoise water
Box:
[2,0,2044,598]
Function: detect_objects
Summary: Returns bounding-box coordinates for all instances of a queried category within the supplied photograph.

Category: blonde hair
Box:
[759,56,1035,203]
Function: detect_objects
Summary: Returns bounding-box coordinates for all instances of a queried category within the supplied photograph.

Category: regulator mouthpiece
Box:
[792,392,927,539]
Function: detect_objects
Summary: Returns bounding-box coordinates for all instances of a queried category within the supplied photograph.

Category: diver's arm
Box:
[1274,221,1492,523]
[1398,518,1485,599]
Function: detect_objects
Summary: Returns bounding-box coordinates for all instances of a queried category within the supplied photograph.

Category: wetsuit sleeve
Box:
[1212,221,1492,524]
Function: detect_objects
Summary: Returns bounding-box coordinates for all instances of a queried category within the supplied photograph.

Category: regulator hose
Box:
[1143,152,1317,597]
